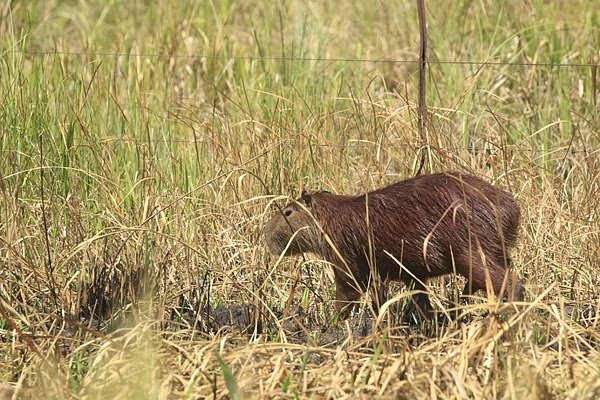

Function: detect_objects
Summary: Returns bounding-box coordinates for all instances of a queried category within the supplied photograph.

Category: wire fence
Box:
[5,48,598,157]
[2,137,594,157]
[15,49,600,69]
[89,137,594,152]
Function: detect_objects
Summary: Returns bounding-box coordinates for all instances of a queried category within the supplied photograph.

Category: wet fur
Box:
[264,172,524,319]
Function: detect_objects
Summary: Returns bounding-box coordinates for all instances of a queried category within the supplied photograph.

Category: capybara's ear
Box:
[301,190,312,206]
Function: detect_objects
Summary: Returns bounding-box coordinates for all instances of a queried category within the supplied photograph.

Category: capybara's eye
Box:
[284,209,292,217]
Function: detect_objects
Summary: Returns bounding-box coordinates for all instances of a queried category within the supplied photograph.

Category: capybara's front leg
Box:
[333,276,362,320]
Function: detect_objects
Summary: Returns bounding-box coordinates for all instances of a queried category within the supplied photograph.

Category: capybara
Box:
[264,172,524,319]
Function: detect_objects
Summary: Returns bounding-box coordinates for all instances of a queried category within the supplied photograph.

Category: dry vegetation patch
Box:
[1,0,599,398]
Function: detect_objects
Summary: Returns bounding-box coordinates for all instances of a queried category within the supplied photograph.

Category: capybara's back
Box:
[264,172,523,318]
[362,173,520,281]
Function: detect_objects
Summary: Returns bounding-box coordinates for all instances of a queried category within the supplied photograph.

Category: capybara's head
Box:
[263,191,323,256]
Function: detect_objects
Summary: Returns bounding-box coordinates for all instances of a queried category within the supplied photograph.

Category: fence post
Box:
[415,0,430,175]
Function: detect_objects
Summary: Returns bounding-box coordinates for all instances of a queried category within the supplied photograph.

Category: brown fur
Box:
[264,172,524,319]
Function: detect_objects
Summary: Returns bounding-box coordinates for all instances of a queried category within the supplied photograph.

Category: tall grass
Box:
[0,0,599,398]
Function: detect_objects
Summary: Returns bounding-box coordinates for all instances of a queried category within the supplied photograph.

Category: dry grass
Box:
[0,0,599,398]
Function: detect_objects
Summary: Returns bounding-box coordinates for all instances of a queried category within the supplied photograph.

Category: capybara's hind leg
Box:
[461,257,523,301]
[493,255,525,301]
[506,274,525,301]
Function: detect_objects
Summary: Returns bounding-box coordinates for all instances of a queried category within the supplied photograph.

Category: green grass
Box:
[0,0,599,398]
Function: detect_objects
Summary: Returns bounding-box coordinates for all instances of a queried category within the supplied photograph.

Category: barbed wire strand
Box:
[16,49,600,68]
[6,49,597,156]
[1,139,597,155]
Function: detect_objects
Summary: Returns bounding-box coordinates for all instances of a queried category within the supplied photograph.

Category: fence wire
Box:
[4,48,597,157]
[1,138,596,156]
[15,49,600,69]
